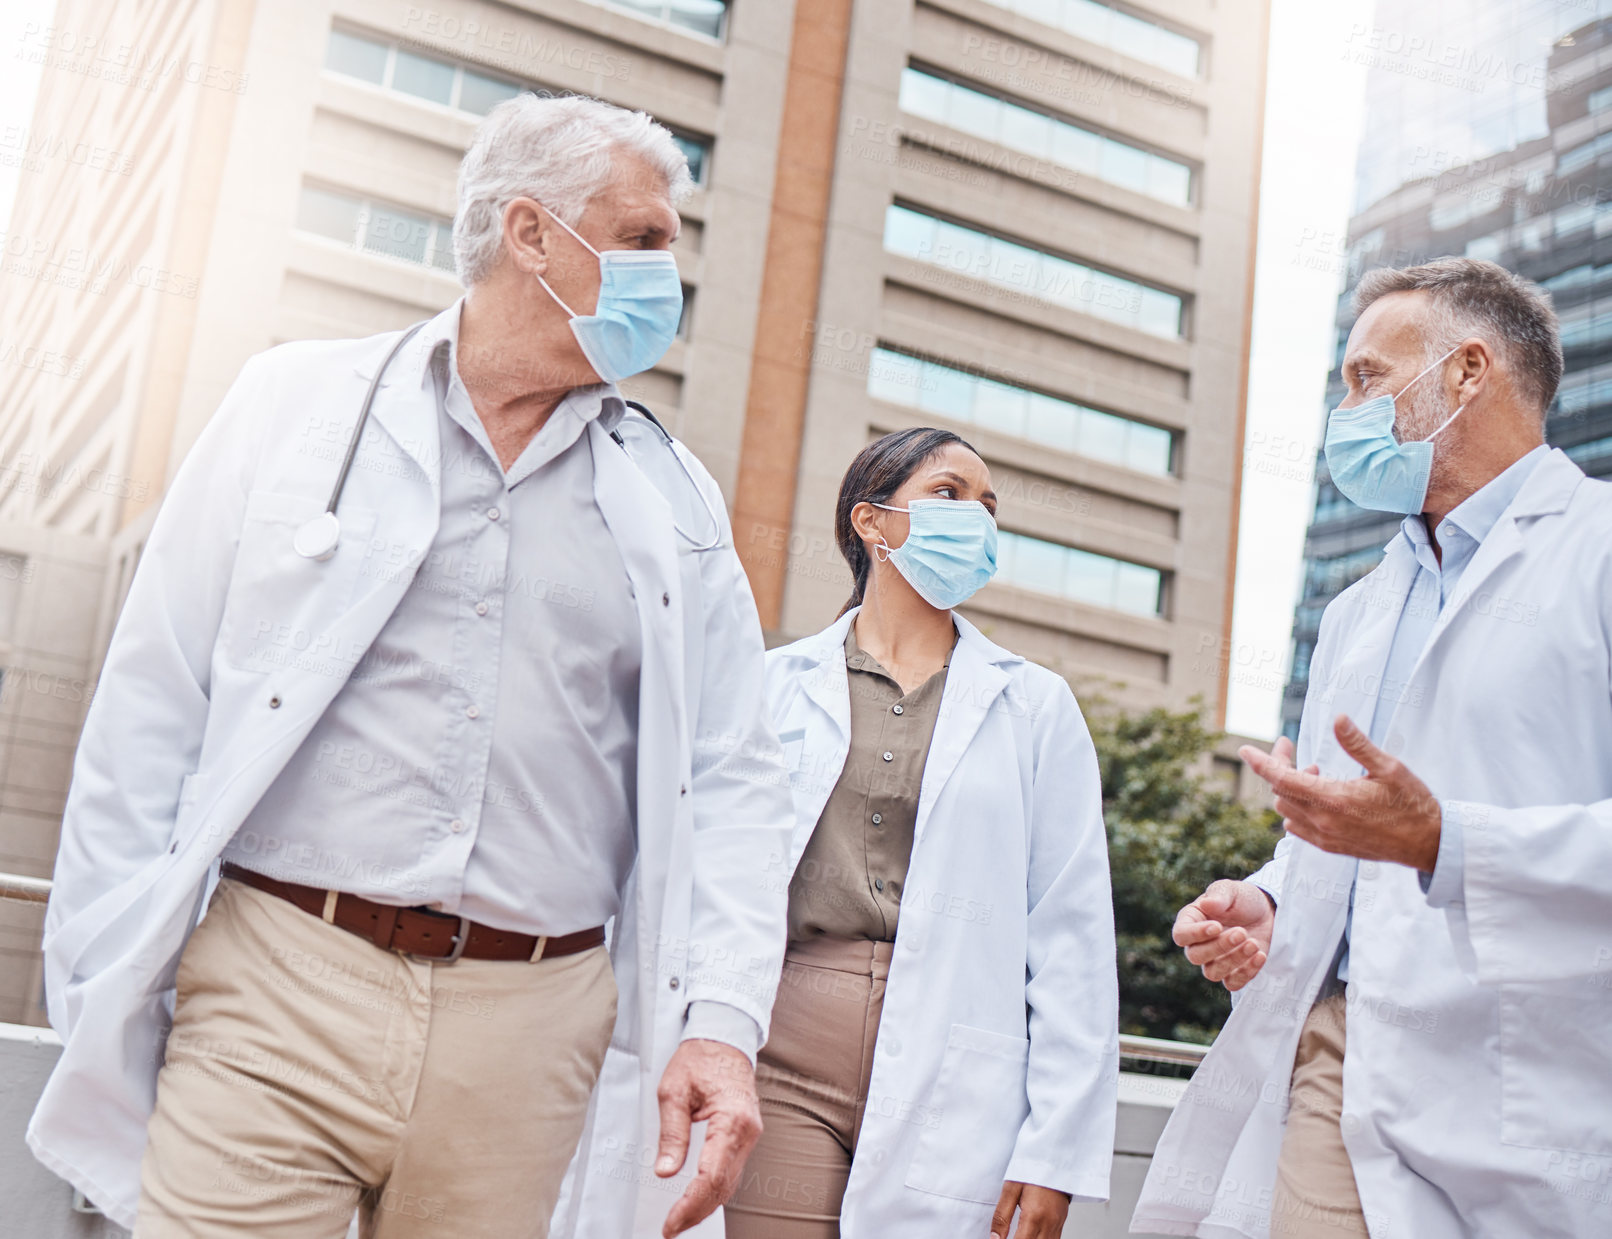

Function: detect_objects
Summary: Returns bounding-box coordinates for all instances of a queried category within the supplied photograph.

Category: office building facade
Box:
[0,0,1269,1021]
[1282,3,1612,740]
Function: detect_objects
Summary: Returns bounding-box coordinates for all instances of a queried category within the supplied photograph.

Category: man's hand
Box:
[1173,877,1276,992]
[655,1039,762,1238]
[1174,733,1324,991]
[990,1181,1069,1239]
[1239,715,1441,872]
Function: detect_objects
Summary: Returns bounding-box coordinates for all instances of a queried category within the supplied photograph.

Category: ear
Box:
[502,198,552,278]
[849,500,886,551]
[1452,336,1493,405]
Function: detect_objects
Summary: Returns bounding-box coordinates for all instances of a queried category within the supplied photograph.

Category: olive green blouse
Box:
[786,625,953,944]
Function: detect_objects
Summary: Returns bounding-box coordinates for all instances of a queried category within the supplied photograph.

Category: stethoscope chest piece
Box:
[293,511,342,561]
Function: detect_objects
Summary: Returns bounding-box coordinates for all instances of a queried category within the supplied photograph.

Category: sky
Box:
[0,1,53,234]
[1224,0,1377,739]
[0,0,1372,740]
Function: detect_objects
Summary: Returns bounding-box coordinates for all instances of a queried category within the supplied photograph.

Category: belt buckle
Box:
[405,913,472,964]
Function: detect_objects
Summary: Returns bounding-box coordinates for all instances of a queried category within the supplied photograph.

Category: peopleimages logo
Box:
[1341,23,1572,94]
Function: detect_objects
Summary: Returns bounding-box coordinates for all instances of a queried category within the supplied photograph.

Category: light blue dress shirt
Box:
[1333,444,1549,982]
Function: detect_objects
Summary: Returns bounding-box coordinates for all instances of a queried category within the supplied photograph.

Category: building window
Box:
[1558,130,1612,176]
[1564,433,1612,468]
[326,28,523,114]
[595,0,727,40]
[1589,83,1612,114]
[1303,545,1382,596]
[0,553,28,642]
[867,346,1174,474]
[883,204,1183,338]
[995,530,1164,615]
[899,67,1192,206]
[669,132,709,185]
[1557,304,1612,351]
[297,184,457,274]
[324,27,713,185]
[976,0,1200,77]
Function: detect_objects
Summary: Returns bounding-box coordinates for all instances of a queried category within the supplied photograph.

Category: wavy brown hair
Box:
[834,427,980,617]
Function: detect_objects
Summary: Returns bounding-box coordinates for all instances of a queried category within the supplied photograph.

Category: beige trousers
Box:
[134,877,616,1239]
[1270,991,1371,1238]
[724,937,892,1239]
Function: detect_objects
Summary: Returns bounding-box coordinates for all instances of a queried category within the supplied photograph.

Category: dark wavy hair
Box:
[834,427,980,617]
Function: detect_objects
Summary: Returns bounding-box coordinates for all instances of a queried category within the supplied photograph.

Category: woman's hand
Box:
[990,1181,1070,1239]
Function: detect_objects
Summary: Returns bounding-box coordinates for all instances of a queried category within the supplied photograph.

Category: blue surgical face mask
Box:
[872,498,998,610]
[535,205,683,384]
[1323,344,1468,514]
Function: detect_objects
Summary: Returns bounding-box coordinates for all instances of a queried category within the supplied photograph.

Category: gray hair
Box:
[453,93,693,286]
[1353,257,1562,415]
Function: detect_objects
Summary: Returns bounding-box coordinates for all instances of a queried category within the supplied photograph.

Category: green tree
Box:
[1087,700,1282,1044]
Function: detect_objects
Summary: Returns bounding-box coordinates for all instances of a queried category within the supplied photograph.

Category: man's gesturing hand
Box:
[655,1039,762,1238]
[1239,715,1441,873]
[1173,878,1276,991]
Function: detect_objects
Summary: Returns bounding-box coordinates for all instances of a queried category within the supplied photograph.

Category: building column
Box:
[730,0,855,630]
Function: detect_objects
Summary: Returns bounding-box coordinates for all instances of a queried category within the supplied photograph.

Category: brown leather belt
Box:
[221,863,605,963]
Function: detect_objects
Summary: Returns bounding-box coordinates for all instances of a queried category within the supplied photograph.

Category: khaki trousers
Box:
[1270,991,1370,1238]
[135,877,616,1238]
[724,938,892,1239]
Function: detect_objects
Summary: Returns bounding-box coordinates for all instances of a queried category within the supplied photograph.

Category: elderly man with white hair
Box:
[28,94,793,1239]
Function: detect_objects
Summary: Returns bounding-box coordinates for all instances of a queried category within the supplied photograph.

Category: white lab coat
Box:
[1133,449,1612,1238]
[26,317,794,1232]
[559,609,1119,1238]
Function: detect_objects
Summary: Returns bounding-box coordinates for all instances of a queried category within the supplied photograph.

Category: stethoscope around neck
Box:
[293,319,723,560]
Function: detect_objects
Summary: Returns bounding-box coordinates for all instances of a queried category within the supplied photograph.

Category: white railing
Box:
[0,872,51,904]
[1119,1031,1209,1065]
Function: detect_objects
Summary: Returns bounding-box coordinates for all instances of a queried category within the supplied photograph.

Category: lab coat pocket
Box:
[219,490,378,672]
[169,770,217,855]
[1498,981,1612,1155]
[904,1023,1031,1204]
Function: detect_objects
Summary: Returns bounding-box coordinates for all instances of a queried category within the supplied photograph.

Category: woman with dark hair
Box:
[723,428,1119,1239]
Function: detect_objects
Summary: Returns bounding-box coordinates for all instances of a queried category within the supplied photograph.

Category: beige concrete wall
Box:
[779,0,1269,721]
[0,525,106,1025]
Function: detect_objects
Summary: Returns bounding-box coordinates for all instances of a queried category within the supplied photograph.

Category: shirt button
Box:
[450,818,466,833]
[474,600,489,616]
[871,813,882,825]
[466,705,480,719]
[487,507,500,521]
[668,977,680,991]
[882,751,893,762]
[874,878,885,891]
[892,704,904,715]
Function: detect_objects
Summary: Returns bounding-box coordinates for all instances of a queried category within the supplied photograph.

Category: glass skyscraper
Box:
[1282,2,1612,739]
